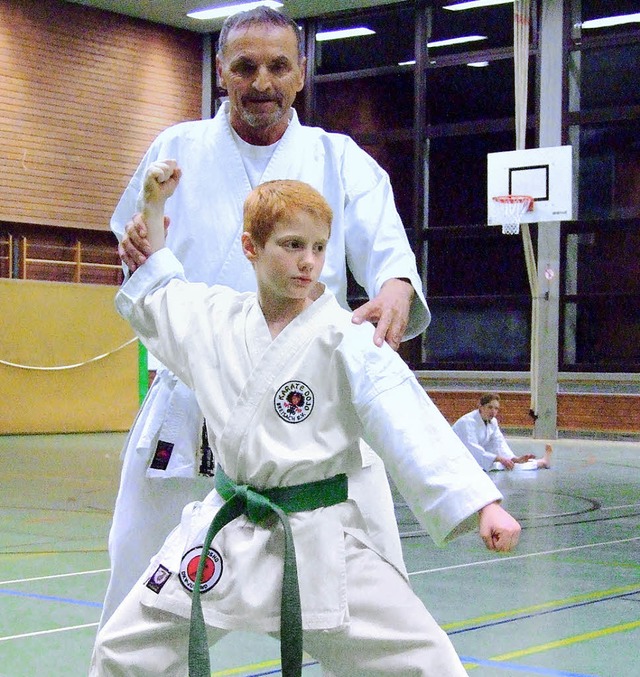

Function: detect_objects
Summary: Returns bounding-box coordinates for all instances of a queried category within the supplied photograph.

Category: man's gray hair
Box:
[216,6,304,61]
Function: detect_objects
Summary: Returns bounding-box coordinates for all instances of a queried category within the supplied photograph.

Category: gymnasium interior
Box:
[1,1,638,675]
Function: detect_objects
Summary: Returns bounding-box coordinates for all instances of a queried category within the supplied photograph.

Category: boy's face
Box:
[479,399,500,422]
[243,211,329,304]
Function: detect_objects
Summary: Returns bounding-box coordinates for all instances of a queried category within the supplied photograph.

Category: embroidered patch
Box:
[274,381,314,423]
[149,440,174,470]
[145,564,171,594]
[179,546,223,594]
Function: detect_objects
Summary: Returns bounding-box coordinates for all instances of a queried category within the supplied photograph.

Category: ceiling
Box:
[65,0,406,33]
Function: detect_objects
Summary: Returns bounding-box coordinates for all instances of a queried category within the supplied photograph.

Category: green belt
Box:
[188,468,349,677]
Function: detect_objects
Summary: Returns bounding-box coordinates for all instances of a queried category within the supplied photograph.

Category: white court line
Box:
[408,535,640,577]
[0,568,109,586]
[599,503,640,511]
[0,622,98,642]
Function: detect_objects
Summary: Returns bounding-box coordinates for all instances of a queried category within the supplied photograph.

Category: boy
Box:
[453,393,553,471]
[92,161,520,676]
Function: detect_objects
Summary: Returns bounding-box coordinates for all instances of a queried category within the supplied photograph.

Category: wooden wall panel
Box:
[0,0,202,231]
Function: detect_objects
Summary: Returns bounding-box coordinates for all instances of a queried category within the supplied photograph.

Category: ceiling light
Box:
[428,35,487,48]
[467,61,490,67]
[187,1,283,21]
[582,13,640,29]
[316,27,376,42]
[443,0,513,10]
[398,60,416,66]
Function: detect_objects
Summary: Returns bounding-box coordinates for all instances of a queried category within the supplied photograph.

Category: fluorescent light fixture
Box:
[428,35,487,48]
[316,27,375,42]
[398,60,416,66]
[188,1,283,21]
[582,13,640,30]
[467,60,489,67]
[444,0,513,10]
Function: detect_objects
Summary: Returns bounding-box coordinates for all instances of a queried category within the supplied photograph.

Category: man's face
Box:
[216,24,305,143]
[479,399,500,422]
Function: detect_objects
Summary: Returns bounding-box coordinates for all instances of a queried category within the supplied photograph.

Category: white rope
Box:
[514,0,539,419]
[0,337,137,371]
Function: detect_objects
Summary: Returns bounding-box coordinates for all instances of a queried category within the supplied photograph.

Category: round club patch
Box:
[274,381,314,423]
[179,546,223,594]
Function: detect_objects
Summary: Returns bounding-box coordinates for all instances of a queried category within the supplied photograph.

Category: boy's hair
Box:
[243,180,333,247]
[479,392,500,406]
[217,6,304,61]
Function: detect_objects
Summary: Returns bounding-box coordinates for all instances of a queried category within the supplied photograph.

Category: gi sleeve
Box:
[114,248,213,390]
[340,139,430,339]
[338,326,503,546]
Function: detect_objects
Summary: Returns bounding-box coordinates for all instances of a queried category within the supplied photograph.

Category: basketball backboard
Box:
[487,145,573,227]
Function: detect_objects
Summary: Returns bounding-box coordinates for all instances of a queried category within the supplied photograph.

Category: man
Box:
[452,393,552,472]
[90,165,520,676]
[101,7,429,630]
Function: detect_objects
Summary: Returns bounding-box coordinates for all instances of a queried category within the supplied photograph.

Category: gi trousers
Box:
[90,535,468,677]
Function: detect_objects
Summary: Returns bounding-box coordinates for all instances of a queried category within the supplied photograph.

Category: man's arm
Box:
[340,140,429,350]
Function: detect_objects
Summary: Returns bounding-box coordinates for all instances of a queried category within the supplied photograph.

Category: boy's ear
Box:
[241,232,258,262]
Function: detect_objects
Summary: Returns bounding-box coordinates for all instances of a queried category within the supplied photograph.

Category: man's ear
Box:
[216,55,227,91]
[241,232,258,262]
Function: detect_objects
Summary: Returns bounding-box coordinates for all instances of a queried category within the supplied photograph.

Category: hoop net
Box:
[492,195,533,235]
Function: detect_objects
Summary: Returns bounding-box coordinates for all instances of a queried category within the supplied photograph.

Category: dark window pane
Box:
[315,7,414,74]
[427,58,535,123]
[430,3,519,56]
[564,299,640,369]
[578,123,640,220]
[580,0,640,34]
[426,230,531,297]
[315,74,414,133]
[422,298,531,369]
[579,44,640,109]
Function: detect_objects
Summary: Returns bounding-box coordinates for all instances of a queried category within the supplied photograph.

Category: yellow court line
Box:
[442,582,640,631]
[211,660,281,676]
[492,619,640,662]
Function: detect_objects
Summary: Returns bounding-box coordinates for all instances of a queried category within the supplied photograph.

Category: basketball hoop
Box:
[492,195,533,235]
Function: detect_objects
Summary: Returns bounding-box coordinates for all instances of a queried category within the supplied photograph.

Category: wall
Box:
[0,0,202,231]
[0,278,139,433]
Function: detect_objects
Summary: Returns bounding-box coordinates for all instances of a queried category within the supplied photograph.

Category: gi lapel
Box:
[217,290,335,477]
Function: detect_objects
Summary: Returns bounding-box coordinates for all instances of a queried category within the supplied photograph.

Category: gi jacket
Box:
[116,249,502,631]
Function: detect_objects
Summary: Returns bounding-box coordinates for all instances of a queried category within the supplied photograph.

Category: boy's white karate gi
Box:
[92,248,504,676]
[102,101,430,625]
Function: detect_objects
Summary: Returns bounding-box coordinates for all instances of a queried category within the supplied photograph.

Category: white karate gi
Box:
[452,409,530,472]
[91,249,502,675]
[101,101,430,626]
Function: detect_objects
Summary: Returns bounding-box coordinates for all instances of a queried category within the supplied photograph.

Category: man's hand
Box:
[351,278,414,351]
[478,501,521,552]
[514,454,536,464]
[495,455,515,470]
[119,214,170,273]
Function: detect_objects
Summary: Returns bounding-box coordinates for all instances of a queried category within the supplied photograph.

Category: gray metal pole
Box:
[534,0,564,438]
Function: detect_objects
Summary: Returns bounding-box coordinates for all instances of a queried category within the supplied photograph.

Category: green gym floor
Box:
[0,433,638,677]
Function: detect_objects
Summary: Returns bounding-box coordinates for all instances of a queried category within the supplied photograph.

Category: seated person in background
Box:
[91,161,521,677]
[452,393,552,472]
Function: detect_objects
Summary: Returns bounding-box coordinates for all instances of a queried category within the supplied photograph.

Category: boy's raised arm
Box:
[137,159,182,255]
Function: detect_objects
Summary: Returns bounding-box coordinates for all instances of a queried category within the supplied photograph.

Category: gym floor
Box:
[0,433,638,676]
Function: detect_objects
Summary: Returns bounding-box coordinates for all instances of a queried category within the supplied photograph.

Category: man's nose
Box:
[252,66,271,91]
